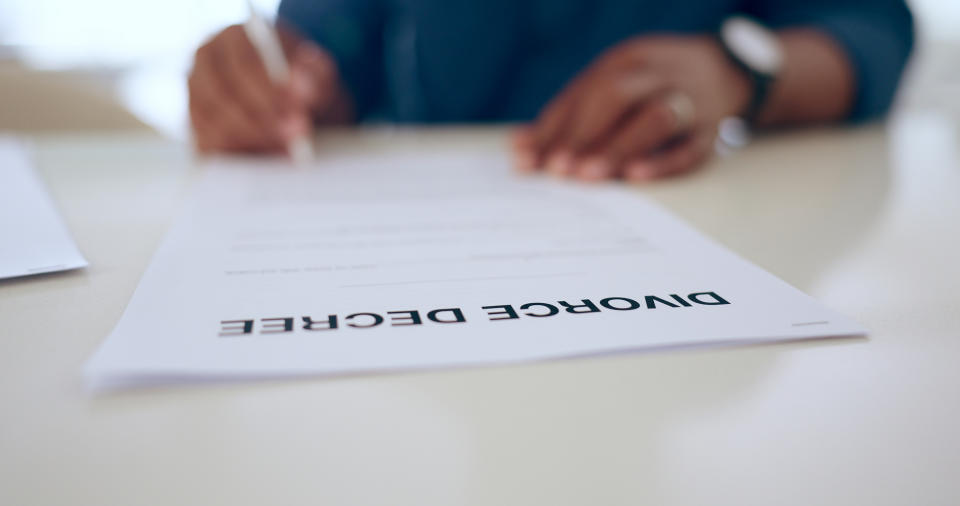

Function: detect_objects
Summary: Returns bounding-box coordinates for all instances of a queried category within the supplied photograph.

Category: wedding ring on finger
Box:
[664,91,696,133]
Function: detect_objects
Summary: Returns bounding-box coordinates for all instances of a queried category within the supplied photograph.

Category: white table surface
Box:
[1,113,958,505]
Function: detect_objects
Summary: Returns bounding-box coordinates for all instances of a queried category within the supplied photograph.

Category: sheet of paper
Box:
[85,148,864,390]
[0,136,87,279]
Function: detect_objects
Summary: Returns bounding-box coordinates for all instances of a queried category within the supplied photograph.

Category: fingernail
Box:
[546,151,573,177]
[626,162,657,182]
[577,158,612,181]
[295,45,332,83]
[513,151,537,173]
[280,115,309,140]
[512,127,534,149]
[290,69,314,100]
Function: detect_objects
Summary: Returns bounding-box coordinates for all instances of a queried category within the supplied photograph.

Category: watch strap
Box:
[717,32,776,123]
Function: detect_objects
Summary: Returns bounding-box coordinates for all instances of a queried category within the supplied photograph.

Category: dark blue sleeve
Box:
[277,0,383,118]
[745,0,915,122]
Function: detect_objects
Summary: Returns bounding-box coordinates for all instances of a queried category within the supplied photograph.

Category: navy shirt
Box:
[278,0,914,123]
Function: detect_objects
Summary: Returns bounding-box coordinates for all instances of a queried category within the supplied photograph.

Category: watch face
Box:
[722,16,784,76]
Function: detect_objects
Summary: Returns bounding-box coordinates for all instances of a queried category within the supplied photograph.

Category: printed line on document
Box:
[340,272,583,288]
[791,321,830,327]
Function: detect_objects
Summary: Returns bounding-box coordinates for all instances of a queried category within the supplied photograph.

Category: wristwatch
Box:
[718,16,784,122]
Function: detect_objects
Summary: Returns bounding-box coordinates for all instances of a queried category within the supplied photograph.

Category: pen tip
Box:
[288,136,315,166]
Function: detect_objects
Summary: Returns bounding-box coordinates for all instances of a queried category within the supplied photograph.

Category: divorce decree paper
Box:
[84,148,864,390]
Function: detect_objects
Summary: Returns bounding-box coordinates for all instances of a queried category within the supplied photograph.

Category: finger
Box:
[271,43,338,143]
[570,155,616,182]
[190,98,267,153]
[531,74,608,176]
[209,36,289,150]
[512,126,535,151]
[288,42,337,113]
[532,39,659,154]
[275,21,334,116]
[530,67,599,153]
[624,130,715,182]
[571,92,690,181]
[190,94,268,153]
[531,88,580,157]
[189,29,286,153]
[511,127,538,172]
[277,21,305,55]
[544,150,576,178]
[190,77,275,151]
[189,75,233,153]
[565,72,670,156]
[189,95,220,152]
[189,61,284,153]
[220,25,285,123]
[188,40,221,141]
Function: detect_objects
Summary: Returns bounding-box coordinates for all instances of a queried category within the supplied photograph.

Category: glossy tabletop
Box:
[1,110,958,504]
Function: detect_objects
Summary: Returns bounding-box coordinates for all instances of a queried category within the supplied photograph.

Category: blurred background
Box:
[0,0,280,137]
[0,0,957,139]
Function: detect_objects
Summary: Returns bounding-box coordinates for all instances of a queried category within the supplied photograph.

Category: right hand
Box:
[188,24,353,154]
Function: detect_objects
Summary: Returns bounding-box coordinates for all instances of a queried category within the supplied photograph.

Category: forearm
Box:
[756,29,855,127]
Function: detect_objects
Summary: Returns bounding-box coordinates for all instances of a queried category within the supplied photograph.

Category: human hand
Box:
[513,36,753,182]
[188,24,353,154]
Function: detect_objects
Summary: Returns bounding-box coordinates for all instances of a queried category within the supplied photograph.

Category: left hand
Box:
[513,36,752,182]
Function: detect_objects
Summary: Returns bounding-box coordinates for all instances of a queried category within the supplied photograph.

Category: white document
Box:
[0,136,87,279]
[85,149,864,390]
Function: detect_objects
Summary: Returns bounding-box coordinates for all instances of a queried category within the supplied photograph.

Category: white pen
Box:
[243,0,314,164]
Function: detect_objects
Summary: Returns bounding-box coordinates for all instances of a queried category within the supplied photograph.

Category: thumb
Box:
[288,42,336,113]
